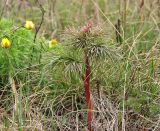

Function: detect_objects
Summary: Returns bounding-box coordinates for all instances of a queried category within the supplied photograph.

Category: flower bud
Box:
[1,38,11,48]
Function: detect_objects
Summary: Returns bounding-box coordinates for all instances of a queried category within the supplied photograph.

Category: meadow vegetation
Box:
[0,0,160,131]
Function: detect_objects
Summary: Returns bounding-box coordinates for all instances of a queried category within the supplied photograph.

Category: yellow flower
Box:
[49,39,58,49]
[1,38,11,48]
[25,21,35,30]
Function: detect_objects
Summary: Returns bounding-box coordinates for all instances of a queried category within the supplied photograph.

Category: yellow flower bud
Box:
[1,38,11,48]
[49,39,58,49]
[25,21,35,30]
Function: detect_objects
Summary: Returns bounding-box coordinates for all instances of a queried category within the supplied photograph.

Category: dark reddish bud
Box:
[82,26,90,33]
[81,20,93,33]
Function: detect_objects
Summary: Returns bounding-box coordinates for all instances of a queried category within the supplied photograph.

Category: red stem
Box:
[84,51,93,131]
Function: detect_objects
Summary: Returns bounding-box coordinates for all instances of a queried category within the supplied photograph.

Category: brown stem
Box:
[84,50,93,131]
[34,0,45,43]
[115,19,122,44]
[30,0,45,66]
